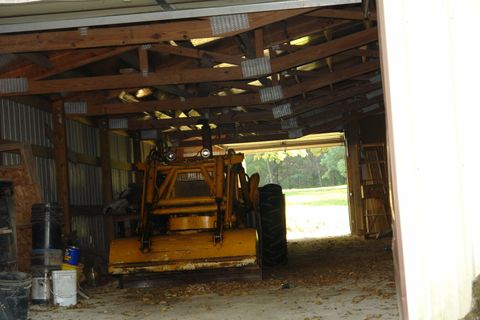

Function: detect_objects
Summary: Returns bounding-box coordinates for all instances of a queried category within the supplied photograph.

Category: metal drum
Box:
[31,275,50,305]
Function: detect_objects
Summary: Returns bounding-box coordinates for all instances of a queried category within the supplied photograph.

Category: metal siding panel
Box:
[71,215,107,256]
[0,99,108,209]
[34,156,56,203]
[68,162,103,206]
[109,133,131,162]
[111,168,131,196]
[66,120,99,157]
[0,99,52,147]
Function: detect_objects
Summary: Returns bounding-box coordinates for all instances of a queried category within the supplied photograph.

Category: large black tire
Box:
[259,184,287,266]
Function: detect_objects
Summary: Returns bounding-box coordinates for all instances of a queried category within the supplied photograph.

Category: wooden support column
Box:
[132,132,143,183]
[345,116,364,236]
[52,101,71,234]
[99,119,114,242]
[138,46,149,76]
[254,28,264,57]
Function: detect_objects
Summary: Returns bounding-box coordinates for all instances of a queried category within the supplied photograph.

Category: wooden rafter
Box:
[0,28,378,97]
[306,8,377,20]
[0,9,312,54]
[128,81,382,132]
[149,44,244,66]
[69,59,380,117]
[1,46,138,80]
[0,4,384,149]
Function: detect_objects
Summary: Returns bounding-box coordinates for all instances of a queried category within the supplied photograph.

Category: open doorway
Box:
[244,145,350,240]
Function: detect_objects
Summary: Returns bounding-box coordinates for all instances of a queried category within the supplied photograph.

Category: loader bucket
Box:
[108,228,258,275]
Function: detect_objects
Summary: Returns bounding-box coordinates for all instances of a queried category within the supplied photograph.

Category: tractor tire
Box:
[259,184,288,266]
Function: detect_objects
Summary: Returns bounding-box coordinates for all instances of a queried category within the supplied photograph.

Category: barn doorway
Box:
[244,144,351,240]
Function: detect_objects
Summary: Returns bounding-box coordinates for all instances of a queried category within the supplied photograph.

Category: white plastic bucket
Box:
[51,270,77,306]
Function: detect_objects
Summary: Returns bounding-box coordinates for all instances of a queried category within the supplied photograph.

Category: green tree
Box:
[245,146,346,188]
[319,146,346,186]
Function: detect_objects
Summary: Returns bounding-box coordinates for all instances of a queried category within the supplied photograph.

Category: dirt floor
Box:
[29,236,399,320]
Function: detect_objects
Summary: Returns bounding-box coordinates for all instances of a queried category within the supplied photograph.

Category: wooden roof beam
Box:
[163,96,383,142]
[306,8,377,21]
[178,103,384,148]
[0,9,312,54]
[78,59,380,117]
[0,27,378,97]
[1,46,138,80]
[124,79,382,130]
[137,16,348,73]
[149,44,244,66]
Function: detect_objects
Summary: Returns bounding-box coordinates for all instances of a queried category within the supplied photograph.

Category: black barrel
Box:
[0,272,32,320]
[31,203,63,250]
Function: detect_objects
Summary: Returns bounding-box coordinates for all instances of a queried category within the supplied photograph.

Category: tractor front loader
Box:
[108,124,276,276]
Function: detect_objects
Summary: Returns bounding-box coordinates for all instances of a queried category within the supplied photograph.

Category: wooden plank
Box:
[342,48,380,58]
[138,46,149,75]
[17,53,52,69]
[345,116,364,236]
[307,8,377,20]
[52,101,71,234]
[0,143,43,224]
[0,143,43,272]
[166,97,383,141]
[0,28,378,97]
[150,44,244,65]
[86,80,380,136]
[270,27,378,71]
[178,106,383,148]
[132,134,143,183]
[98,119,114,246]
[0,138,132,170]
[99,120,113,205]
[181,132,290,147]
[0,9,311,54]
[254,28,265,58]
[1,47,137,80]
[75,59,381,117]
[152,16,344,72]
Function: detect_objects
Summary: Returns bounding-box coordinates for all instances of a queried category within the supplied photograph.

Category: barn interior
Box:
[0,1,406,319]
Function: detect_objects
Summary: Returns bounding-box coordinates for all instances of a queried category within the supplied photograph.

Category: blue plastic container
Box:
[63,246,80,266]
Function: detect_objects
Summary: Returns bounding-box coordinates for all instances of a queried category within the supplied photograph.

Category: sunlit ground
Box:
[284,185,351,240]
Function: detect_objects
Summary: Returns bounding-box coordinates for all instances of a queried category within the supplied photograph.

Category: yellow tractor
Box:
[108,124,287,276]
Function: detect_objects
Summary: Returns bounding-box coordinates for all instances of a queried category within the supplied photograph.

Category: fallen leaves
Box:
[352,294,371,304]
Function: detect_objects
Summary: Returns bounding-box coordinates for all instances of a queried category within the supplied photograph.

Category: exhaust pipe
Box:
[199,120,212,158]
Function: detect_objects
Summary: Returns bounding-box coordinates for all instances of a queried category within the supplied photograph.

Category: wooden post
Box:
[99,119,114,242]
[254,28,264,57]
[52,100,71,234]
[132,132,142,184]
[345,117,364,236]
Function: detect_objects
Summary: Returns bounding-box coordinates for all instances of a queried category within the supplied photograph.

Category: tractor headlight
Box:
[200,148,211,159]
[166,150,176,162]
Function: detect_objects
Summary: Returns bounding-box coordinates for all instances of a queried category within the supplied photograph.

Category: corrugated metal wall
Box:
[0,99,53,148]
[71,215,108,256]
[68,163,103,206]
[1,99,135,258]
[66,119,99,157]
[0,99,57,202]
[35,157,57,202]
[66,120,102,206]
[110,133,134,196]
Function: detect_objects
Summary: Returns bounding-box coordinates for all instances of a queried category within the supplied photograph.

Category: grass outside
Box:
[284,185,350,240]
[284,185,348,207]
